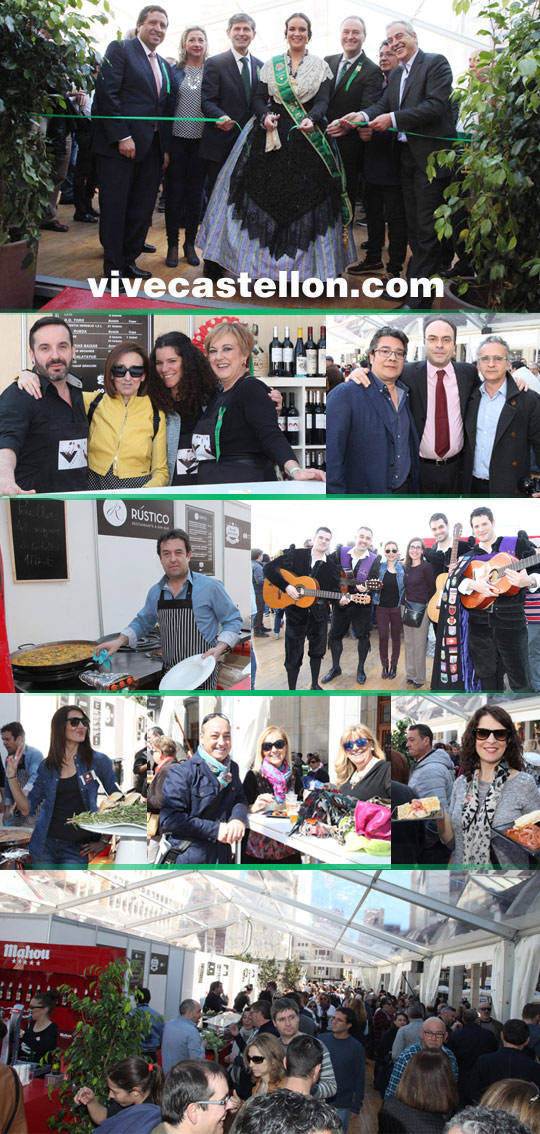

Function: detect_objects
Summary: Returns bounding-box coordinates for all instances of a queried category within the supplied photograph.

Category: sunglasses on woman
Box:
[262,739,287,751]
[67,717,89,728]
[246,1055,265,1064]
[111,364,146,377]
[343,738,369,751]
[385,547,398,554]
[473,727,509,741]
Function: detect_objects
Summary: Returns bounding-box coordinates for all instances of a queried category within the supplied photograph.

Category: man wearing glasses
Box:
[326,326,419,494]
[153,1058,234,1133]
[385,1016,458,1097]
[462,335,540,497]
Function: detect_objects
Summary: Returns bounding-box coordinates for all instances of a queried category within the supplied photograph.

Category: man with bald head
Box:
[325,16,382,212]
[385,1015,458,1096]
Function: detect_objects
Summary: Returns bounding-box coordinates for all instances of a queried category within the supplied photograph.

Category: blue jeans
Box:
[335,1108,350,1132]
[35,837,89,867]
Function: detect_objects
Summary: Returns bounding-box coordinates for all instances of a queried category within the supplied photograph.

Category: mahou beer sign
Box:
[2,941,124,972]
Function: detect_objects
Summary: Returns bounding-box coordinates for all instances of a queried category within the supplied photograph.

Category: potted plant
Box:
[428,0,540,311]
[0,0,109,309]
[48,958,150,1134]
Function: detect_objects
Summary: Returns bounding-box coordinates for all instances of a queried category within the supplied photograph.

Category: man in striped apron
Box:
[103,526,242,689]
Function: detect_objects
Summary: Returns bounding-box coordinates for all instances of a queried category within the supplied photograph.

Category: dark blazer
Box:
[401,360,479,444]
[361,50,456,175]
[325,51,383,120]
[92,37,175,160]
[160,750,248,864]
[446,1023,497,1104]
[199,49,263,163]
[326,376,420,494]
[462,373,540,496]
[470,1046,540,1103]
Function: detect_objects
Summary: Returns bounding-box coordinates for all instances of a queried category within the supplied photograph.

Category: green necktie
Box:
[337,59,350,84]
[241,56,251,99]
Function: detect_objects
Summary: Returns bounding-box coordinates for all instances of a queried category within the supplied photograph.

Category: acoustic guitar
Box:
[427,523,463,624]
[461,549,540,610]
[263,570,383,610]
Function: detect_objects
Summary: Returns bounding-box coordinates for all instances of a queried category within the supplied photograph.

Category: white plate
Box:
[77,820,147,836]
[159,653,216,691]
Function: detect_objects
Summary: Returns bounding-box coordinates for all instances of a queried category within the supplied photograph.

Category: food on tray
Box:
[513,809,540,829]
[396,796,441,820]
[69,795,146,829]
[501,825,540,851]
[11,642,95,666]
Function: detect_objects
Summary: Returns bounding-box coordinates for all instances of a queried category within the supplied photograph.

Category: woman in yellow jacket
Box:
[18,342,168,489]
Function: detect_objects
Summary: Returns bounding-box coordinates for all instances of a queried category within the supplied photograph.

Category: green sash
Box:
[271,54,352,227]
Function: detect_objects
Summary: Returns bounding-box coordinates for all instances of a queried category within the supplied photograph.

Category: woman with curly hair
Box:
[242,725,303,864]
[230,1034,286,1131]
[148,331,220,485]
[436,705,540,866]
[333,724,391,803]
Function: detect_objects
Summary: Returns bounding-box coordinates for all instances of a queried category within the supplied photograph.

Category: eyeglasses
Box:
[473,727,509,741]
[423,1029,445,1038]
[246,1055,266,1064]
[409,544,423,551]
[385,547,398,554]
[343,738,369,752]
[262,739,287,752]
[373,347,406,360]
[67,718,88,727]
[478,355,507,363]
[111,364,145,377]
[193,1097,231,1107]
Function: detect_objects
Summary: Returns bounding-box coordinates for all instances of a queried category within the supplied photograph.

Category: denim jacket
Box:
[372,557,406,606]
[28,750,118,860]
[4,744,44,806]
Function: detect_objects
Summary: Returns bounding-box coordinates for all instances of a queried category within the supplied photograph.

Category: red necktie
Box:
[149,52,162,95]
[435,369,450,458]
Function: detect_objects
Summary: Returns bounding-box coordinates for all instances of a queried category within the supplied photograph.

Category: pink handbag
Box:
[354,800,391,840]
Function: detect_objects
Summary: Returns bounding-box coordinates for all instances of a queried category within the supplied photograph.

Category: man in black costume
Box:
[263,527,349,690]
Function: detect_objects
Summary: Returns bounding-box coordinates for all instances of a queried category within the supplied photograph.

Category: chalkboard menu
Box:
[27,313,150,391]
[186,506,215,575]
[9,499,68,582]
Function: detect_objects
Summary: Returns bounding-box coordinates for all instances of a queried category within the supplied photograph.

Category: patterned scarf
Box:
[260,757,291,802]
[461,762,510,864]
[197,744,232,787]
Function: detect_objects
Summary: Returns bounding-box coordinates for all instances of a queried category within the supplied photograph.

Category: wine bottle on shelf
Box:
[286,393,300,445]
[304,390,313,445]
[15,982,23,1003]
[269,326,283,377]
[25,982,33,1004]
[315,391,326,444]
[0,980,5,1001]
[278,397,287,434]
[317,450,326,473]
[306,326,317,377]
[251,324,266,376]
[5,981,13,1003]
[282,326,294,377]
[294,327,307,376]
[317,325,326,377]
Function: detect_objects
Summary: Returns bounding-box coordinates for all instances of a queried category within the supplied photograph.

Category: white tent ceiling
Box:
[1,868,539,969]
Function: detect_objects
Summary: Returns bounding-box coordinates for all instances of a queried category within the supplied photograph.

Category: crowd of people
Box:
[256,511,540,694]
[326,318,540,496]
[0,316,323,495]
[34,7,506,304]
[147,711,389,865]
[7,979,540,1134]
[392,712,540,867]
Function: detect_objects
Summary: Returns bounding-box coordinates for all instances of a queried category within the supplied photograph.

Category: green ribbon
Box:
[36,114,243,128]
[215,407,226,463]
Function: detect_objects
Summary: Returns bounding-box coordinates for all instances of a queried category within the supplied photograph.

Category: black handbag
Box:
[402,600,427,628]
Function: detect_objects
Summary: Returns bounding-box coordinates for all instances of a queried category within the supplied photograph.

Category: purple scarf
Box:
[261,758,291,802]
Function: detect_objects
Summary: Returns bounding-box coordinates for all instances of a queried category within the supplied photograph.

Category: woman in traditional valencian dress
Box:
[197,12,355,280]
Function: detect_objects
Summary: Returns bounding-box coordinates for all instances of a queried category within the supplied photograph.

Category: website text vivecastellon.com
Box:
[87,271,445,302]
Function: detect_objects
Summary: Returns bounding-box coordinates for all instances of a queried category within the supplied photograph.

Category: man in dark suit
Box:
[325,16,382,213]
[92,5,175,282]
[445,1008,497,1105]
[333,20,456,298]
[263,527,349,690]
[462,335,540,497]
[326,326,419,495]
[199,13,262,196]
[469,1019,540,1103]
[345,317,479,493]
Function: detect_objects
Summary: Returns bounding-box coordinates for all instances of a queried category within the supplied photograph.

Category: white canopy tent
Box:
[2,867,539,1021]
